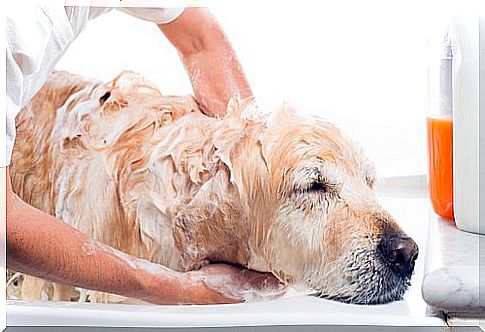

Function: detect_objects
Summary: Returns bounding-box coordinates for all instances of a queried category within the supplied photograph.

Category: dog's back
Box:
[9,71,213,302]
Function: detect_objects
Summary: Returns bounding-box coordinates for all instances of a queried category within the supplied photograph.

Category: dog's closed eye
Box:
[292,165,339,196]
[308,181,328,192]
[305,179,339,195]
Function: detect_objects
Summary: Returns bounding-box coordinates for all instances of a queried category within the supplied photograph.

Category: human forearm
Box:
[159,8,252,117]
[6,180,185,303]
[181,44,252,118]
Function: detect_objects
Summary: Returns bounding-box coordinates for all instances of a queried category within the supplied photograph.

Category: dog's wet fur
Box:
[9,71,418,304]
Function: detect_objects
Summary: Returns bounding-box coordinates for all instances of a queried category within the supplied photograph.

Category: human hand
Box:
[184,263,286,304]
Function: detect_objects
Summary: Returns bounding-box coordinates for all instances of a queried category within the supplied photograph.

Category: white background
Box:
[57,1,441,178]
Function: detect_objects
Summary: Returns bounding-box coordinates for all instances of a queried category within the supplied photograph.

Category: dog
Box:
[8,70,418,304]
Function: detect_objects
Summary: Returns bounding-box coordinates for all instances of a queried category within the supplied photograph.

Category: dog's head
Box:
[217,99,418,305]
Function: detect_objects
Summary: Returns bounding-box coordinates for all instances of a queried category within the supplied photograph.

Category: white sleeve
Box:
[5,3,75,167]
[116,7,186,25]
[5,46,22,167]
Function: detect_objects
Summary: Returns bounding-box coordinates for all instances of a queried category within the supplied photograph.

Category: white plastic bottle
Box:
[452,12,483,234]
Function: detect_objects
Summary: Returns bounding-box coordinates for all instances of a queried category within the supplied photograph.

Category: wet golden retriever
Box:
[9,71,418,304]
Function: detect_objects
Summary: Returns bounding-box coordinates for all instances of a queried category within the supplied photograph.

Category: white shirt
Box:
[5,3,185,166]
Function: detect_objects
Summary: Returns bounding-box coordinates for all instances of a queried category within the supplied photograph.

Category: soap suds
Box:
[81,238,98,256]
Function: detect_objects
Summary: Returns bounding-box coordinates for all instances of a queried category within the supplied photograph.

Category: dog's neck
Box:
[165,102,274,273]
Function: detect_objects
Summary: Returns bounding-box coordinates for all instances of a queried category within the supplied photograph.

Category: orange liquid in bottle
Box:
[427,116,454,220]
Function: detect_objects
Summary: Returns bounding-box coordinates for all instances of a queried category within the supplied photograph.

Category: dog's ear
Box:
[173,171,251,271]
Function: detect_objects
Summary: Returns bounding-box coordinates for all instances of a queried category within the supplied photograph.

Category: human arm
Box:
[158,8,252,118]
[5,167,284,304]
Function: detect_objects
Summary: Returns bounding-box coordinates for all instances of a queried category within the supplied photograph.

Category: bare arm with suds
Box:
[6,167,284,304]
[159,8,253,118]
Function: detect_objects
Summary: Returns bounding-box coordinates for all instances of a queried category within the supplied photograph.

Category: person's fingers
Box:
[199,264,287,302]
[235,269,287,301]
[237,269,286,296]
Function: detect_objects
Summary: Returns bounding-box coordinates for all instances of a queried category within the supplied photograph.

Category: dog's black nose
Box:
[378,234,418,275]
